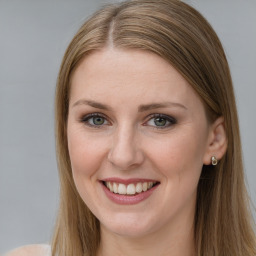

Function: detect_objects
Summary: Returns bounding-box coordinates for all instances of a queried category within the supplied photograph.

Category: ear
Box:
[203,116,228,165]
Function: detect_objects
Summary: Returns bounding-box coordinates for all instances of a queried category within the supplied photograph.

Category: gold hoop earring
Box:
[211,156,218,166]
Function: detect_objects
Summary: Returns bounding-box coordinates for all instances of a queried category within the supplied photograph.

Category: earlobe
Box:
[203,116,228,165]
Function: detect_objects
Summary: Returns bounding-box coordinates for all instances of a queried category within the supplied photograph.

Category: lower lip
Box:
[101,182,159,205]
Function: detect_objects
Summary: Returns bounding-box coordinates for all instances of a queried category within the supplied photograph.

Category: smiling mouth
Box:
[102,181,160,196]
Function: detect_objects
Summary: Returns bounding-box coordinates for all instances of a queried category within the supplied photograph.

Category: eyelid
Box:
[80,112,111,128]
[79,112,177,129]
[143,113,177,129]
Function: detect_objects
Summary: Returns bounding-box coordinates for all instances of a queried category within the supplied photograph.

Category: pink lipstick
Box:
[100,178,160,205]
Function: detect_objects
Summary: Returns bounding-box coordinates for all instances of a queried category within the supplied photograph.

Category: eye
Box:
[80,113,109,127]
[145,114,176,129]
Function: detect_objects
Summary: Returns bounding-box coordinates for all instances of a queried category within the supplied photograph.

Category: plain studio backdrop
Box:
[0,0,255,254]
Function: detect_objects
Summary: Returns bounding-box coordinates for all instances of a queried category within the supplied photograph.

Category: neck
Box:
[97,213,196,256]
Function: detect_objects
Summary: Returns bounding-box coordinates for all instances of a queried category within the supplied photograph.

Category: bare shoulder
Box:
[4,244,51,256]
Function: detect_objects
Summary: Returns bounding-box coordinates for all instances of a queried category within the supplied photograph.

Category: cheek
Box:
[67,126,112,211]
[142,129,208,219]
[144,127,208,187]
[67,127,109,181]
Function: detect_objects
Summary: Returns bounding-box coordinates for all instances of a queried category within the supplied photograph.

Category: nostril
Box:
[107,148,145,170]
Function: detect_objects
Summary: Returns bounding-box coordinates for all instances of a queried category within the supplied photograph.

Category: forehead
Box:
[70,48,203,111]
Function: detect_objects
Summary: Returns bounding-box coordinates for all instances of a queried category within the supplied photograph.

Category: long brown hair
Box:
[52,0,256,255]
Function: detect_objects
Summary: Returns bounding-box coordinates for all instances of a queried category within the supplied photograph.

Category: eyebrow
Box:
[72,99,110,110]
[72,99,187,111]
[138,102,187,112]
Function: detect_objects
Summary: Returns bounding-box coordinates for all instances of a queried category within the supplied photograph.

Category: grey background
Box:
[0,0,255,254]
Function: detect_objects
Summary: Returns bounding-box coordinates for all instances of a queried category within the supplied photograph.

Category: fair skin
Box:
[8,48,227,256]
[68,48,227,256]
[4,244,50,256]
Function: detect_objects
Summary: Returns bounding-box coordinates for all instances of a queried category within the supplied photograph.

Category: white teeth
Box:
[118,184,126,195]
[135,183,143,193]
[113,182,118,193]
[142,182,148,192]
[109,182,113,192]
[105,181,157,195]
[127,184,136,195]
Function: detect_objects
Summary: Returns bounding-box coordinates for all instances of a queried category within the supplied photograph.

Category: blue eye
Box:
[146,114,176,128]
[81,113,109,127]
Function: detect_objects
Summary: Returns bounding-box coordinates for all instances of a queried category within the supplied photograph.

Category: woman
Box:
[7,0,256,255]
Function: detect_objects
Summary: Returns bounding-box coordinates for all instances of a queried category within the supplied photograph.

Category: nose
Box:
[107,125,144,170]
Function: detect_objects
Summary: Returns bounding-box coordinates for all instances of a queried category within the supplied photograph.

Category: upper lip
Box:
[101,177,160,185]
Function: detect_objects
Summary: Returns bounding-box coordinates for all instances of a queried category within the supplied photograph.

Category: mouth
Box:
[101,180,160,196]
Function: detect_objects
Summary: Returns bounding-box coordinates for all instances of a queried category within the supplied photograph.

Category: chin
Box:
[99,212,159,238]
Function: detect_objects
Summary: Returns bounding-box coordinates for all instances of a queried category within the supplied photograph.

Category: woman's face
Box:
[67,48,212,238]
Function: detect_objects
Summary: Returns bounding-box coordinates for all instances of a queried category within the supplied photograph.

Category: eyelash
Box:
[144,114,177,129]
[80,113,177,129]
[80,113,109,129]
